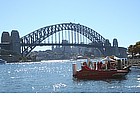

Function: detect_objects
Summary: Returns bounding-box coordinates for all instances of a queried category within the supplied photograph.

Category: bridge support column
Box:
[11,30,21,55]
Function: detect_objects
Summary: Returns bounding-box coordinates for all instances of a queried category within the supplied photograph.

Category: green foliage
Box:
[128,41,140,57]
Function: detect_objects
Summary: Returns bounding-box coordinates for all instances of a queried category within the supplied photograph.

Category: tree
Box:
[136,41,140,46]
[134,41,140,54]
[128,41,140,58]
[128,45,134,57]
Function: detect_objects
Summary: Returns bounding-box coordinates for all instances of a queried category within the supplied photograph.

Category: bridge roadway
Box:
[21,43,105,49]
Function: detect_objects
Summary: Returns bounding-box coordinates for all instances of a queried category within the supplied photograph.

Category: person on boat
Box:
[83,62,87,66]
[97,62,100,70]
[99,61,103,69]
[110,62,116,69]
[82,62,91,70]
[94,62,96,70]
[107,61,110,69]
[101,63,106,69]
[88,61,94,69]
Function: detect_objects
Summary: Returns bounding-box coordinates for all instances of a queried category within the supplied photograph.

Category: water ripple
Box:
[0,61,139,93]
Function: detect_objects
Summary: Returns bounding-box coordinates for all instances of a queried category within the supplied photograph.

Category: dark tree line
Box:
[128,41,140,58]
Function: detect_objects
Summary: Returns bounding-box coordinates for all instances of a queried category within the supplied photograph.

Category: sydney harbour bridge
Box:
[1,22,127,58]
[21,22,127,57]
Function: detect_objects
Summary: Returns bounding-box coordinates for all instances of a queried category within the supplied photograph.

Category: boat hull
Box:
[73,69,128,80]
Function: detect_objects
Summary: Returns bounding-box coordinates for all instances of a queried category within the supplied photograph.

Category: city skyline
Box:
[0,0,140,51]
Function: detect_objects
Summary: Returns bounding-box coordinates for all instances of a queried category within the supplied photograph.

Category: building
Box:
[102,38,127,57]
[113,38,119,56]
[1,32,11,50]
[0,30,21,55]
[11,30,21,54]
[118,47,127,58]
[1,32,11,43]
[62,40,71,53]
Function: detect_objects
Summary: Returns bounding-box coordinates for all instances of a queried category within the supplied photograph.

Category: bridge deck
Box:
[21,43,104,48]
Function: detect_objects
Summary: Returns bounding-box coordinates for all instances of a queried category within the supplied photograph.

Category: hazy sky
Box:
[0,0,140,50]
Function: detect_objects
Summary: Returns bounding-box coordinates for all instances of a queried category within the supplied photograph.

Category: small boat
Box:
[0,59,7,64]
[72,58,129,80]
[73,65,128,80]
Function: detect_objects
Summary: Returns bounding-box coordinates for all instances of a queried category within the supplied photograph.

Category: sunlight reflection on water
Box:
[0,60,139,93]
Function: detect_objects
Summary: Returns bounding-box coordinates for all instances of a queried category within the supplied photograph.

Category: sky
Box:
[0,0,140,51]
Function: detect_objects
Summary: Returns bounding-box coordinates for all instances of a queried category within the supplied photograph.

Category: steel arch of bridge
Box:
[21,22,106,56]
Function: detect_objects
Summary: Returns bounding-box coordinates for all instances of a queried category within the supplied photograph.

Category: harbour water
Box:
[0,59,140,93]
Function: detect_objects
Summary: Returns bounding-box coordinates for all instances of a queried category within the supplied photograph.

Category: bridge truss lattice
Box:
[21,22,106,56]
